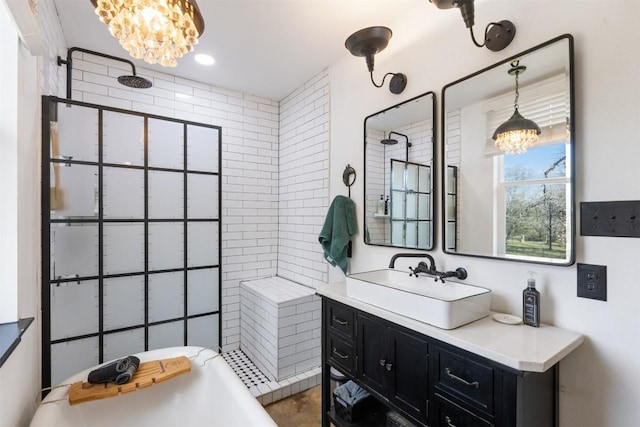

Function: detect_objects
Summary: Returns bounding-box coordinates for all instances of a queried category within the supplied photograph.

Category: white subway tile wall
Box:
[240,276,321,381]
[37,1,67,95]
[277,71,330,288]
[39,7,330,354]
[61,53,282,351]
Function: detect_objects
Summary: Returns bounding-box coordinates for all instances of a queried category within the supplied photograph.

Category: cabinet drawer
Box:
[434,393,493,427]
[434,347,495,414]
[327,300,355,340]
[328,333,355,375]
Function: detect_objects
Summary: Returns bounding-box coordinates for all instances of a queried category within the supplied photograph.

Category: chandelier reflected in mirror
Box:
[492,60,541,154]
[90,0,205,67]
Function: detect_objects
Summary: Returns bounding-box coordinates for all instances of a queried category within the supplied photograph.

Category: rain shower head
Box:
[382,131,412,160]
[58,47,153,100]
[117,75,153,89]
[382,131,410,146]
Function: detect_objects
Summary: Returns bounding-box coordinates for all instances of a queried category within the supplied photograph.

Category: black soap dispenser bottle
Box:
[522,272,540,327]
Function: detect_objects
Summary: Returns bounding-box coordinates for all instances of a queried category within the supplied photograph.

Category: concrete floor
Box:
[264,384,322,427]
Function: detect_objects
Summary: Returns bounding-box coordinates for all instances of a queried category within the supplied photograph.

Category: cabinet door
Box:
[357,313,387,396]
[388,327,430,424]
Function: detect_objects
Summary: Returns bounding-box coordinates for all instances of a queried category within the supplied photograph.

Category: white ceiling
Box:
[54,0,421,100]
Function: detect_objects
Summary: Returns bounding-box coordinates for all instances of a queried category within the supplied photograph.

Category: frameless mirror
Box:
[364,92,436,250]
[442,35,574,265]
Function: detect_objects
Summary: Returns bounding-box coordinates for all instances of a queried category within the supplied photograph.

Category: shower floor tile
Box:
[222,349,269,388]
[222,349,321,406]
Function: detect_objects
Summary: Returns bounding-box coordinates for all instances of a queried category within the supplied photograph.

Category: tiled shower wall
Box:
[37,8,330,353]
[277,71,330,288]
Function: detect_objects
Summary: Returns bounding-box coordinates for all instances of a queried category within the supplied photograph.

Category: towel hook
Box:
[343,164,356,198]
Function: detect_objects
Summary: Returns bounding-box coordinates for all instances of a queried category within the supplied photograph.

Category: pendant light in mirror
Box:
[345,26,407,94]
[492,60,541,154]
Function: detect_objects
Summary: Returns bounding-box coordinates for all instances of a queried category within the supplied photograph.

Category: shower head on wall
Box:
[57,47,152,100]
[383,132,412,160]
[381,135,399,145]
[117,75,153,89]
[386,132,411,147]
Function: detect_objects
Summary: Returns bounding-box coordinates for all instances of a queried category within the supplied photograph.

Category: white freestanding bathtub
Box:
[30,346,277,427]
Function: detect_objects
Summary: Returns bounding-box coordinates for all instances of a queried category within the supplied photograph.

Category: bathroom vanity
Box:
[317,282,583,427]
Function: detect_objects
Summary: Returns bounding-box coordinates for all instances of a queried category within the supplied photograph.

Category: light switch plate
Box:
[580,201,640,237]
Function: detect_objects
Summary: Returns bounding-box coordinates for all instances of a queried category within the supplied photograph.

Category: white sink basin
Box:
[345,269,491,329]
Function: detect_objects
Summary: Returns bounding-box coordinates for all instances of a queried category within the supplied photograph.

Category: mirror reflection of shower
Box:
[364,91,435,250]
[381,131,412,161]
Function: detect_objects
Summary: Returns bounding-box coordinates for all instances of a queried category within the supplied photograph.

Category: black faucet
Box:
[409,261,435,277]
[389,253,436,272]
[433,267,468,283]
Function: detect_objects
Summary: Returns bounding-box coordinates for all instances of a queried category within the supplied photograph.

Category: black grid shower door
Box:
[389,159,432,249]
[41,96,222,388]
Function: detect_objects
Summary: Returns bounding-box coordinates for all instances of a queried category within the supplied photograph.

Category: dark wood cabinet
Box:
[357,312,429,425]
[356,313,387,395]
[321,296,557,427]
[326,298,357,376]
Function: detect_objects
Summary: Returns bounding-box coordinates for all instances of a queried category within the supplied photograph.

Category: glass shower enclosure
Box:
[41,96,222,388]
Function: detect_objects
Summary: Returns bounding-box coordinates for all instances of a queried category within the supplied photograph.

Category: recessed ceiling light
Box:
[195,54,215,66]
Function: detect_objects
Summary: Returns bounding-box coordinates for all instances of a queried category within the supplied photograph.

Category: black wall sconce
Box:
[429,0,516,52]
[345,26,408,94]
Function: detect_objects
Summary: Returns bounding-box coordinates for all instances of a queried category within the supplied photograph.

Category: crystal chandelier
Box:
[91,0,205,67]
[492,60,541,154]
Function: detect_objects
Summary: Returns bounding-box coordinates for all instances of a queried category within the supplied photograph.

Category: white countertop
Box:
[316,282,584,373]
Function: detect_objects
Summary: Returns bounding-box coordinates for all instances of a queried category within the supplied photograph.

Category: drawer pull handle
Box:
[445,367,480,388]
[333,347,349,360]
[385,363,393,371]
[379,359,386,367]
[445,416,456,427]
[332,316,348,326]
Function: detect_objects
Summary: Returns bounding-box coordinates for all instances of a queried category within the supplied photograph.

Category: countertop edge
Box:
[0,318,35,369]
[316,282,584,373]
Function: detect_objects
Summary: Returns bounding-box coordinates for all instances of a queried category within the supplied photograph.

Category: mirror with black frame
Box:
[442,35,574,265]
[364,92,436,250]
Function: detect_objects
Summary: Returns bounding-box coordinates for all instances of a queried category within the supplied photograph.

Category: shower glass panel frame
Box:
[389,159,432,249]
[41,96,222,389]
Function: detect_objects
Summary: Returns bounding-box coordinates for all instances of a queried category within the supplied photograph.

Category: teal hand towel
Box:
[319,195,357,274]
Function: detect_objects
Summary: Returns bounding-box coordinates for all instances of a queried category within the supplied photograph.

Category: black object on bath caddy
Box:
[87,355,140,385]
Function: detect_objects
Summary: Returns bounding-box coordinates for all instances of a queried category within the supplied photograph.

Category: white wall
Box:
[0,0,64,424]
[329,1,640,425]
[0,0,20,323]
[458,102,493,254]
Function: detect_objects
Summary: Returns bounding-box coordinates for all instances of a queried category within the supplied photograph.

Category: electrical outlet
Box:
[577,263,607,301]
[580,201,640,237]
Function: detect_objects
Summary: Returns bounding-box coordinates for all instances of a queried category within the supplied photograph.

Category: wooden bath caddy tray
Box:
[68,356,191,405]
